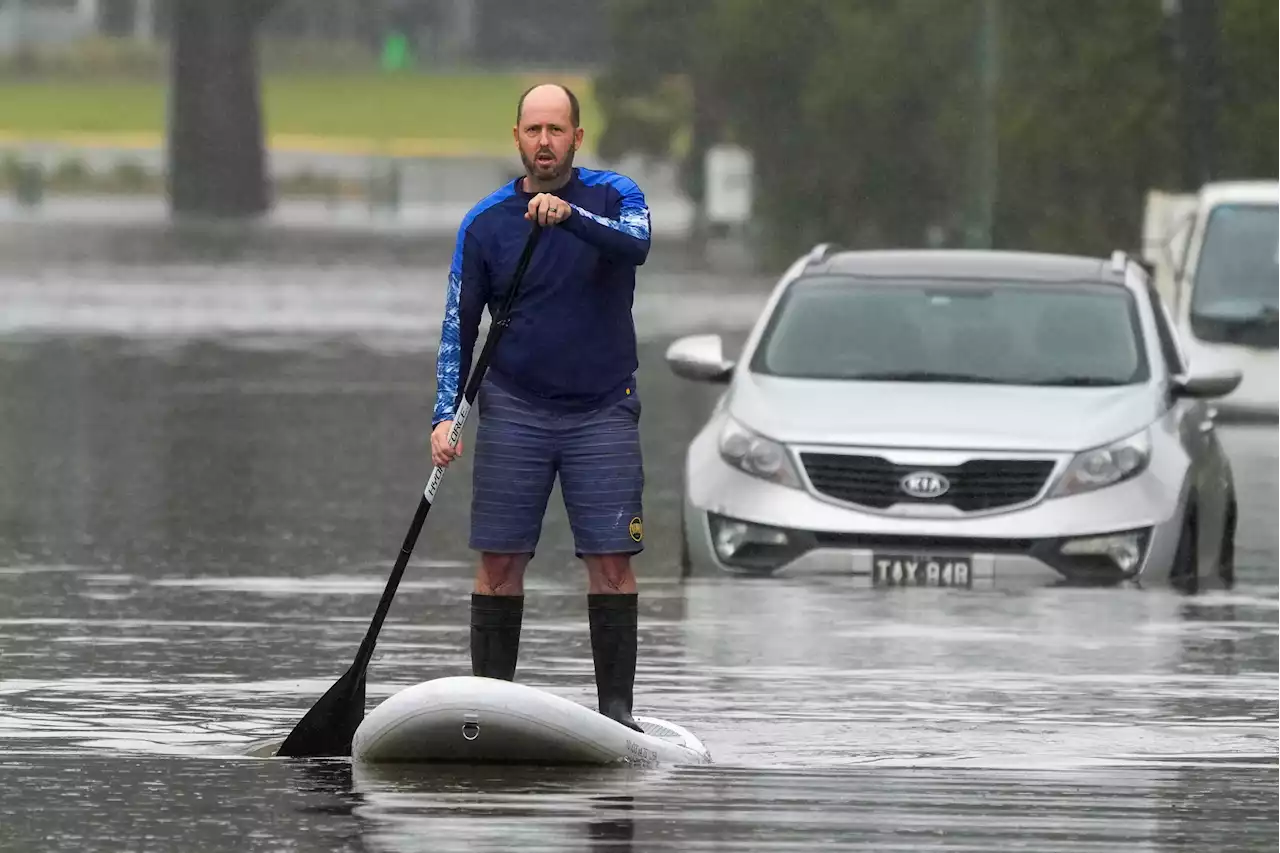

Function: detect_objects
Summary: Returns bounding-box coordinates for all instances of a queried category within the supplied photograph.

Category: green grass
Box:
[0,72,601,157]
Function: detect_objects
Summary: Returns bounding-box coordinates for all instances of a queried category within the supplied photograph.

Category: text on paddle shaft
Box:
[425,466,444,502]
[425,399,472,502]
[452,399,472,436]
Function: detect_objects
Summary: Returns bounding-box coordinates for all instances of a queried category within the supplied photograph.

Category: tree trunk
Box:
[167,0,274,218]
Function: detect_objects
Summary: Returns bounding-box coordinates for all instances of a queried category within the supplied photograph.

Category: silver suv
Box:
[666,247,1242,591]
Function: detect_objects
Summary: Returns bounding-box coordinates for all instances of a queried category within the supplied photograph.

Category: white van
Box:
[1142,180,1278,420]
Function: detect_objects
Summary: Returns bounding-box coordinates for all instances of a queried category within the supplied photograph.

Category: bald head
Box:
[513,82,585,190]
[516,83,580,129]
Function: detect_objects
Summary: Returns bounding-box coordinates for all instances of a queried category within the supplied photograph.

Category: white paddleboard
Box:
[351,675,712,767]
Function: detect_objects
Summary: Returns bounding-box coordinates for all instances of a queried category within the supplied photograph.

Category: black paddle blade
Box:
[275,665,367,758]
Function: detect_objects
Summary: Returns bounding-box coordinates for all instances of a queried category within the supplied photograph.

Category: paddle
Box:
[276,223,544,758]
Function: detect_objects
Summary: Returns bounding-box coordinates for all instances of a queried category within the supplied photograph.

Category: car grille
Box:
[799,453,1056,512]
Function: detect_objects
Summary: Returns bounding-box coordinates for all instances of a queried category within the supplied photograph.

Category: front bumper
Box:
[682,450,1187,586]
[691,511,1152,585]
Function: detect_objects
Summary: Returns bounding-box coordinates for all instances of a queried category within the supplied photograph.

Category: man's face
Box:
[514,89,583,184]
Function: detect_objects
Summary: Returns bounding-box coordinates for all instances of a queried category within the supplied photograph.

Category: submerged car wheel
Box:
[1218,498,1238,589]
[1169,506,1199,595]
[679,511,692,579]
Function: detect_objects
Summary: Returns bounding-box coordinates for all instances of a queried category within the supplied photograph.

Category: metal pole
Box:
[134,0,154,40]
[1178,0,1221,186]
[13,0,25,56]
[973,0,1000,248]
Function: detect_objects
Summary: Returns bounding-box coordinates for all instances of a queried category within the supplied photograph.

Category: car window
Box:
[749,275,1150,386]
[1190,203,1279,317]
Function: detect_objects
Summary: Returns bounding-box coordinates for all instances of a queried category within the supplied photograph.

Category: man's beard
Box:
[521,145,575,185]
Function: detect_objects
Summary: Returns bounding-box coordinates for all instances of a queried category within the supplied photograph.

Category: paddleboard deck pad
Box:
[351,676,711,767]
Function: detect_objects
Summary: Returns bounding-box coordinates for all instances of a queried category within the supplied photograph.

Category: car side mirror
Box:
[665,334,735,384]
[1171,369,1242,399]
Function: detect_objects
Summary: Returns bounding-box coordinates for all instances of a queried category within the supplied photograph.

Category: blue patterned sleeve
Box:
[561,173,651,265]
[433,225,489,426]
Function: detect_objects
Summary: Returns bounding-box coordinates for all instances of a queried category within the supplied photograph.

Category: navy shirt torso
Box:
[433,167,652,425]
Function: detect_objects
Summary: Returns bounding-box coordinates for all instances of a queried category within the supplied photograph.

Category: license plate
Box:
[871,554,973,588]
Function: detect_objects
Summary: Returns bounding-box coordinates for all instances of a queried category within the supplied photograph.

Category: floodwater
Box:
[0,245,1276,852]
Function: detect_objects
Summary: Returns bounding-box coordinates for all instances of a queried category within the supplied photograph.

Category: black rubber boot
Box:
[588,593,643,733]
[470,593,523,681]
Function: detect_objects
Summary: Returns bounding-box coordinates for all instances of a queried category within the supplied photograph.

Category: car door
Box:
[1147,279,1227,565]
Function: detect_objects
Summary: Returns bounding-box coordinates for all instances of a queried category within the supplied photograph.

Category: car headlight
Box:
[1050,428,1151,498]
[717,416,803,489]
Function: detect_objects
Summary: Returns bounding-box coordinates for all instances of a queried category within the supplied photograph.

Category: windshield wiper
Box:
[1034,376,1128,387]
[850,371,1005,384]
[1194,304,1279,326]
[1190,304,1280,346]
[1223,308,1277,325]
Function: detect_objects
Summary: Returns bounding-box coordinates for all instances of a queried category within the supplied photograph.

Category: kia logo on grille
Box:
[899,471,951,499]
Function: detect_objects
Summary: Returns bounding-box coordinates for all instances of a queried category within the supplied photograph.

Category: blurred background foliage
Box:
[594,0,1277,263]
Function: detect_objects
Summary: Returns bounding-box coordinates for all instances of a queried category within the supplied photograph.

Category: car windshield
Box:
[1189,203,1279,321]
[750,276,1149,386]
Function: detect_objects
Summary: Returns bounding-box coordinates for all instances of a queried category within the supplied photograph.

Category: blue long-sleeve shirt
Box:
[432,167,652,426]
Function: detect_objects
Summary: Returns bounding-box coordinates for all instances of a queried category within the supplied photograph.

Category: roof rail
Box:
[804,243,839,266]
[1109,249,1129,274]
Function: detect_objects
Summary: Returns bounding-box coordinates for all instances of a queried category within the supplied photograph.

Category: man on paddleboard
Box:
[429,82,650,733]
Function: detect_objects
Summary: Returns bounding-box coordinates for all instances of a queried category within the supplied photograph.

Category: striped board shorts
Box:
[469,377,645,558]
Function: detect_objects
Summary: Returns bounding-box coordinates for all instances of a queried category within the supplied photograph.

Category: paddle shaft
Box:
[275,223,543,758]
[348,223,543,675]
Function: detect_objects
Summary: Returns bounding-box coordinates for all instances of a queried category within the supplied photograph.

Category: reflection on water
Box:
[4,751,1274,853]
[0,304,1276,851]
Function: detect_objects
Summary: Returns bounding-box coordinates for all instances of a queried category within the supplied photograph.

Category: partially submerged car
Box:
[667,247,1242,591]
